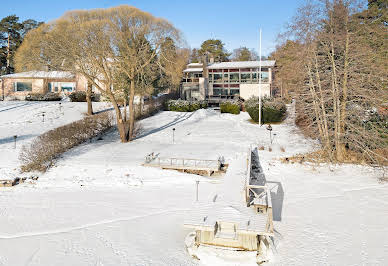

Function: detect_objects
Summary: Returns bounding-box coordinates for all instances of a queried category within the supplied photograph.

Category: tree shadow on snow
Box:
[0,134,37,145]
[134,111,196,140]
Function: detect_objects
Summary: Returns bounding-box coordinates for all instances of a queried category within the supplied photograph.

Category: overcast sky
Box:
[0,0,304,56]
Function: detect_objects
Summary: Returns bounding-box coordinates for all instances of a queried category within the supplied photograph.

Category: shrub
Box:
[19,112,113,172]
[220,100,240,114]
[25,92,62,101]
[246,96,287,123]
[165,99,207,112]
[69,91,100,102]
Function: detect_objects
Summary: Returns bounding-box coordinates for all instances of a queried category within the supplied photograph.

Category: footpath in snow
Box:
[0,102,387,265]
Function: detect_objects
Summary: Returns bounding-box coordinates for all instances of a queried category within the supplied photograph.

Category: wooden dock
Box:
[143,153,224,176]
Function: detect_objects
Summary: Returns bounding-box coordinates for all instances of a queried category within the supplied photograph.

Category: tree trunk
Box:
[108,90,129,142]
[128,79,136,140]
[6,34,10,73]
[86,83,93,115]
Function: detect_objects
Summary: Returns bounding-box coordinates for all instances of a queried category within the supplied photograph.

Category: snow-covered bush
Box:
[25,92,62,101]
[220,100,240,114]
[69,91,100,102]
[166,99,207,112]
[246,96,286,123]
[19,112,113,172]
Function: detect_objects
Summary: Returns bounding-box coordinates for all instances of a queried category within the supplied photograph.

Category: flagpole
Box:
[258,28,262,127]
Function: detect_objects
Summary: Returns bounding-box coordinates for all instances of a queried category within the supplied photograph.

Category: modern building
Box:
[0,71,89,100]
[181,60,275,102]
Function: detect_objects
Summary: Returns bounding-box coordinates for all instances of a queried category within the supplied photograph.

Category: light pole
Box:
[172,128,175,144]
[266,124,273,144]
[258,28,262,127]
[13,135,17,149]
[196,180,200,202]
[42,112,45,122]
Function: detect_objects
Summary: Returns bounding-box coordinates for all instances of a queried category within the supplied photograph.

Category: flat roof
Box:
[208,60,275,69]
[0,71,75,79]
[183,68,203,73]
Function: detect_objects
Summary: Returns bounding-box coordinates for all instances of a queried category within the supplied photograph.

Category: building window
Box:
[61,82,76,92]
[252,72,258,82]
[15,82,32,92]
[229,72,239,83]
[48,82,59,92]
[213,73,222,83]
[260,72,269,83]
[209,73,213,83]
[49,82,76,92]
[230,88,240,95]
[213,88,222,96]
[240,73,251,83]
[223,73,229,83]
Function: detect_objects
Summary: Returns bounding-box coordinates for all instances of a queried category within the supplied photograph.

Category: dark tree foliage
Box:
[198,39,230,62]
[0,15,42,74]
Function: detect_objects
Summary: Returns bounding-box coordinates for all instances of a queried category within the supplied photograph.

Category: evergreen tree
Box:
[198,39,230,62]
[231,47,258,61]
[0,15,41,74]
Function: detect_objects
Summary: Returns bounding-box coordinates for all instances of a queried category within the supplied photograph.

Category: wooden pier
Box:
[143,153,225,176]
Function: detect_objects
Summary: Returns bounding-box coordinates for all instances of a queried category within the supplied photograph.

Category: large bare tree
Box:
[15,5,186,142]
[273,0,387,165]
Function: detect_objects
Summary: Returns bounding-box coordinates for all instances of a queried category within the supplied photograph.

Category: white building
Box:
[181,60,275,102]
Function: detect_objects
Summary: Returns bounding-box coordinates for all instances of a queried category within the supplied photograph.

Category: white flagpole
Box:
[258,28,262,127]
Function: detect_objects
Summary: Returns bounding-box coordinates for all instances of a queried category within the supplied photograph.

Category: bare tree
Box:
[15,5,186,142]
[274,0,387,165]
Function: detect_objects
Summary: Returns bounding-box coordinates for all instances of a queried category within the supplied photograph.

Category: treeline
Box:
[0,15,42,74]
[190,39,261,63]
[271,0,387,165]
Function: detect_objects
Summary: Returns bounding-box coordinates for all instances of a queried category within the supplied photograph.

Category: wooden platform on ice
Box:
[143,156,226,176]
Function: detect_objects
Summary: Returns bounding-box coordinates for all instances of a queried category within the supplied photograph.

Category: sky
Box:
[0,0,303,56]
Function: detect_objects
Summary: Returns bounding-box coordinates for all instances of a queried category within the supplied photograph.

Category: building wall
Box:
[240,84,270,100]
[2,78,45,99]
[1,75,90,100]
[195,230,258,251]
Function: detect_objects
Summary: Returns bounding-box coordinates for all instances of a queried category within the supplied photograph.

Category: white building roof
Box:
[183,68,203,73]
[208,60,275,69]
[187,63,203,67]
[1,71,75,79]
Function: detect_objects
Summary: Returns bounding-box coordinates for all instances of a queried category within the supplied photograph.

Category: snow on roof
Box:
[187,63,203,67]
[0,71,75,79]
[184,203,268,234]
[208,60,275,69]
[183,68,203,73]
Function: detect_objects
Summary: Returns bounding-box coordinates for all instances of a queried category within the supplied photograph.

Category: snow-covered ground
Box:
[0,101,111,179]
[0,101,387,265]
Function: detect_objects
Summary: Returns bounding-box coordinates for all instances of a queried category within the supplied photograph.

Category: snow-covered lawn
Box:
[0,101,111,179]
[0,101,387,265]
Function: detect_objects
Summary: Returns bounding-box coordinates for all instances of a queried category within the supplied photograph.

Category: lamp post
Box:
[13,135,17,149]
[266,124,273,144]
[172,128,175,144]
[42,112,45,122]
[196,180,200,202]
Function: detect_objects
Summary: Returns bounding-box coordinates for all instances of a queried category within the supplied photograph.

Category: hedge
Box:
[246,96,287,123]
[220,100,240,114]
[25,92,62,101]
[166,99,207,112]
[69,91,100,102]
[19,112,113,172]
